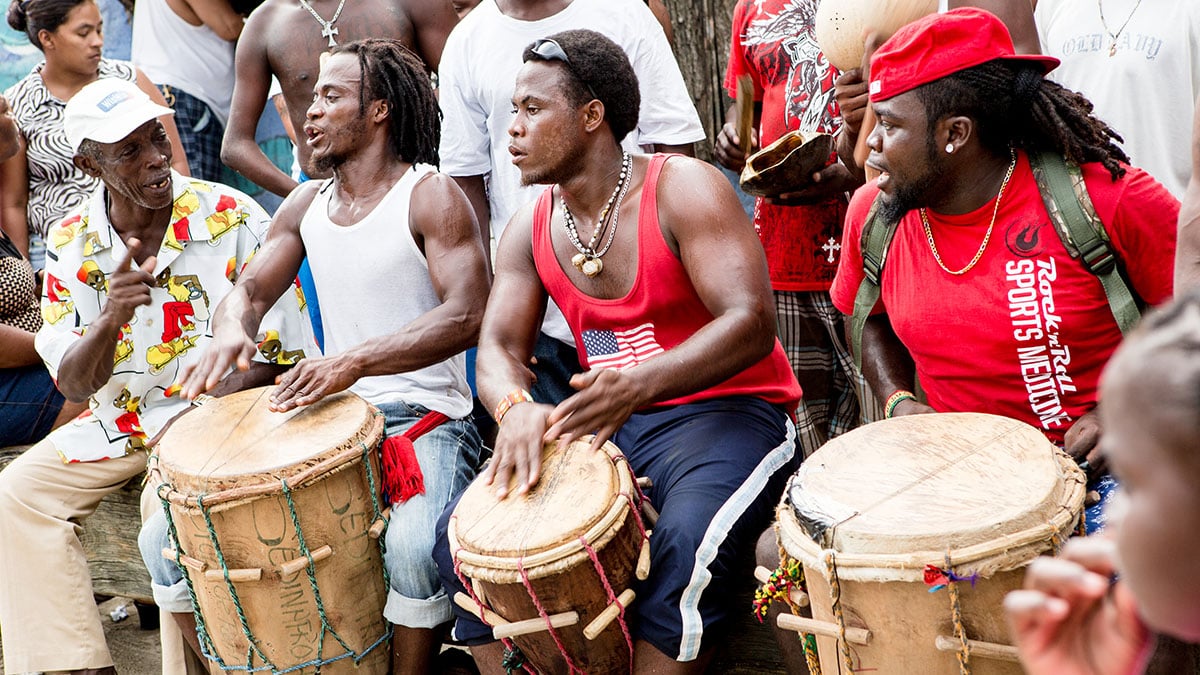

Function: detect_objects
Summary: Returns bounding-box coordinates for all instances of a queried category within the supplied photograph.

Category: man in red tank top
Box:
[433,29,802,672]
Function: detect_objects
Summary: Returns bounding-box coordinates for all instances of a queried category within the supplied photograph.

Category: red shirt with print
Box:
[725,0,846,292]
[830,153,1177,445]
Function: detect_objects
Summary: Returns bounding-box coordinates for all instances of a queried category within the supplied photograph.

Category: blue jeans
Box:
[140,399,483,627]
[0,364,66,446]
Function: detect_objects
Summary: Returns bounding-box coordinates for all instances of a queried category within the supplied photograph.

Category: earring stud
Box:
[945,143,954,154]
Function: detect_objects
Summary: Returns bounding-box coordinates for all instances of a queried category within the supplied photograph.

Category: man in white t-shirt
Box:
[437,0,705,403]
[1036,0,1200,198]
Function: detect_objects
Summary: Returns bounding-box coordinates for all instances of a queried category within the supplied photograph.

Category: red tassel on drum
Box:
[381,411,450,504]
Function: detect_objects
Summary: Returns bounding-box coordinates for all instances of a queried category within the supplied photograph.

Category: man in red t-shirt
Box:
[716,0,875,457]
[830,9,1177,471]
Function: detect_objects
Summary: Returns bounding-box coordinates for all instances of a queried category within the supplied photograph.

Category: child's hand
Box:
[1005,537,1153,675]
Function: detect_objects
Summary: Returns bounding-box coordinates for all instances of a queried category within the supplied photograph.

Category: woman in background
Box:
[0,0,187,270]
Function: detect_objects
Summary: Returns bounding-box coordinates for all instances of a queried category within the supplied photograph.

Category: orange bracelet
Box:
[493,388,534,423]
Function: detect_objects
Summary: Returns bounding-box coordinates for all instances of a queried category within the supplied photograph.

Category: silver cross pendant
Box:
[322,23,339,47]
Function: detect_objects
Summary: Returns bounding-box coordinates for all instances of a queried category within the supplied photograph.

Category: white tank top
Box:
[130,0,235,123]
[300,165,472,419]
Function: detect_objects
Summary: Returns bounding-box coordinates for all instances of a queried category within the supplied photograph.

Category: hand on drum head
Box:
[486,401,555,499]
[545,368,642,453]
[178,321,259,399]
[1004,537,1152,675]
[268,354,357,411]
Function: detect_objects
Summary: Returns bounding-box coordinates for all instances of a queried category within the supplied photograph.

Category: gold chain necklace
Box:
[919,149,1017,276]
[1098,0,1144,57]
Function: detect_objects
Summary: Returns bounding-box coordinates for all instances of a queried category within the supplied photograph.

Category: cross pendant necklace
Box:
[298,0,347,47]
[1098,0,1143,56]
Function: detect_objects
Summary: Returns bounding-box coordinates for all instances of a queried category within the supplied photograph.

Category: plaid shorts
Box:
[775,290,882,457]
[157,84,226,183]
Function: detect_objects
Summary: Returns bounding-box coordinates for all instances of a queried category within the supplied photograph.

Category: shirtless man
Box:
[221,0,458,197]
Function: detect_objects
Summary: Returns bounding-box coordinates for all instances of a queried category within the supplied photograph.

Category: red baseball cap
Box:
[868,7,1059,102]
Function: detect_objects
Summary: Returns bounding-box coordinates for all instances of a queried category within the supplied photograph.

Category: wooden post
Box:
[663,0,740,162]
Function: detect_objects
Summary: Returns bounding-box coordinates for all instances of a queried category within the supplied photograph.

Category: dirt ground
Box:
[0,597,162,674]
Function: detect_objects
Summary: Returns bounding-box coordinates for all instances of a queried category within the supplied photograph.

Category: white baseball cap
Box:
[64,78,174,152]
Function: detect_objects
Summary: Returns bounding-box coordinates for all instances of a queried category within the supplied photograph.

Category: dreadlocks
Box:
[915,60,1130,181]
[330,38,440,166]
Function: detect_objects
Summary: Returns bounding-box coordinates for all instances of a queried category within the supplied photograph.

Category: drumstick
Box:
[736,74,755,157]
[453,592,509,627]
[493,611,579,640]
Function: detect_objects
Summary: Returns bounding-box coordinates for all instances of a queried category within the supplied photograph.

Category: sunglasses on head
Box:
[530,38,599,102]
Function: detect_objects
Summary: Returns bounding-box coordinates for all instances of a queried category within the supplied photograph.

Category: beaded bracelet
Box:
[884,389,917,419]
[493,388,534,423]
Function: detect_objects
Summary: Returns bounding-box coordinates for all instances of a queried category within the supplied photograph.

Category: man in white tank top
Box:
[149,39,491,674]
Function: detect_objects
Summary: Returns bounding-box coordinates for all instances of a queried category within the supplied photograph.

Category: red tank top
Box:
[532,154,801,410]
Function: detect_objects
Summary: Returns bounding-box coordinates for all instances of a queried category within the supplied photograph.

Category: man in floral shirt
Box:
[0,78,314,674]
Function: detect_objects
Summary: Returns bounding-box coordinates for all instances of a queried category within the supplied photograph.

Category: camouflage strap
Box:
[849,197,897,371]
[1028,151,1141,334]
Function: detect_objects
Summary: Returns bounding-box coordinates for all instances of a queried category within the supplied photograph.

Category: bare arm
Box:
[475,205,553,497]
[178,0,244,41]
[0,95,20,163]
[951,0,1041,54]
[1,142,29,258]
[1176,97,1200,291]
[221,11,298,197]
[56,242,157,402]
[178,182,316,397]
[402,0,459,72]
[450,174,492,272]
[135,69,191,176]
[0,324,39,368]
[269,173,491,410]
[546,158,779,443]
[854,313,934,417]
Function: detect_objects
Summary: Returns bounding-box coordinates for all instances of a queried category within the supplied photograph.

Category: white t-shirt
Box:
[1036,0,1200,198]
[438,0,705,244]
[130,0,235,124]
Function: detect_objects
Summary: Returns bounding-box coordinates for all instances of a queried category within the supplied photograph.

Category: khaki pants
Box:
[0,438,147,673]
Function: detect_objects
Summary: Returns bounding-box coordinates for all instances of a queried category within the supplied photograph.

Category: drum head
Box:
[786,413,1081,558]
[453,439,624,560]
[156,386,380,496]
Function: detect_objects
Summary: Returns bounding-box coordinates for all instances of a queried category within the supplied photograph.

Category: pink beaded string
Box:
[580,536,635,672]
[517,557,582,674]
[449,516,536,675]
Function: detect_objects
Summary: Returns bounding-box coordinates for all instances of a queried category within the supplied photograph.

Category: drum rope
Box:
[517,557,583,674]
[824,550,856,674]
[156,480,234,670]
[943,551,972,675]
[281,480,359,660]
[449,517,537,675]
[580,536,636,672]
[196,492,278,671]
[361,431,393,590]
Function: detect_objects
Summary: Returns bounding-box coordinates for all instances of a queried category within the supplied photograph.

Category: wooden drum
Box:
[775,413,1085,674]
[448,437,651,675]
[151,386,390,674]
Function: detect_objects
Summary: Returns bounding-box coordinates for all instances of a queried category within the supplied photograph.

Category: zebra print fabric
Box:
[5,59,137,267]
